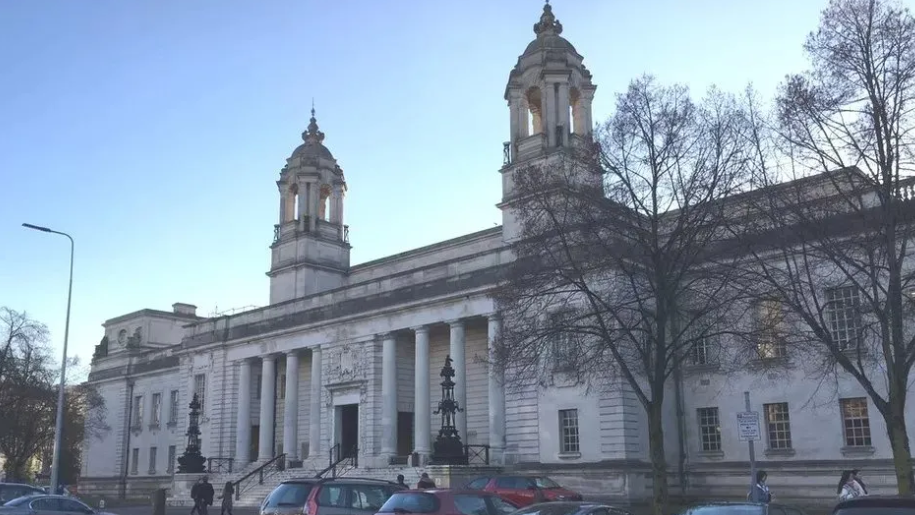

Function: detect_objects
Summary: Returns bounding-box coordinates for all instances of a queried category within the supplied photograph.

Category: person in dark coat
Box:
[416,473,436,489]
[190,479,203,515]
[191,476,216,515]
[395,475,407,488]
[219,481,234,515]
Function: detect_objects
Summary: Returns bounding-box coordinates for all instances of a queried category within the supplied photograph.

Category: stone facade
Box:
[79,2,915,507]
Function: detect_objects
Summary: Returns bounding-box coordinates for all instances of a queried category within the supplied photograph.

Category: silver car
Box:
[0,495,117,515]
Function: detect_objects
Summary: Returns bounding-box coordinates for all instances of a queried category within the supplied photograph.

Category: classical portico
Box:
[230,311,506,468]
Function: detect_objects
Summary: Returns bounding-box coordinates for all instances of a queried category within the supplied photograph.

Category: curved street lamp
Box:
[22,223,74,494]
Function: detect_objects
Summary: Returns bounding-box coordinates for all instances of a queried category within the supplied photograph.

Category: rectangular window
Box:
[278,374,286,400]
[169,390,179,425]
[148,447,157,474]
[558,409,580,454]
[550,310,581,373]
[755,300,786,359]
[697,407,721,452]
[764,402,792,450]
[151,393,161,428]
[132,396,143,428]
[826,286,862,349]
[130,448,139,475]
[194,374,206,411]
[167,446,176,473]
[840,397,872,447]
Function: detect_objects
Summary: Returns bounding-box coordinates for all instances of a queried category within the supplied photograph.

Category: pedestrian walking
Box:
[838,471,860,501]
[416,473,436,489]
[850,470,868,496]
[219,481,234,515]
[198,477,215,515]
[395,475,407,488]
[748,471,772,503]
[190,478,203,515]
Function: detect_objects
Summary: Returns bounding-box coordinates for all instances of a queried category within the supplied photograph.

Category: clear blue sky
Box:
[0,0,826,379]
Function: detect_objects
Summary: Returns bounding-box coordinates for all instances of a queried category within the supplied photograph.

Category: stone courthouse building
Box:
[81,2,915,505]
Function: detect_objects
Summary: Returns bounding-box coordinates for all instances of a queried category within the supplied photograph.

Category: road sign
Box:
[737,411,761,441]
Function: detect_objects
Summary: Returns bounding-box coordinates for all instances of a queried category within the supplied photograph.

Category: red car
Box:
[464,476,583,507]
[375,489,519,515]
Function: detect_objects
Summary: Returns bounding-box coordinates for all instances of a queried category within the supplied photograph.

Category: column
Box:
[380,334,398,457]
[234,359,253,463]
[258,356,276,460]
[487,315,506,463]
[543,82,558,147]
[413,326,431,460]
[309,346,322,457]
[449,320,467,441]
[557,83,571,146]
[283,351,300,462]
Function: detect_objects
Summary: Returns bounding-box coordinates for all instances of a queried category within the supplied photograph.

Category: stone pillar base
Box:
[168,473,207,506]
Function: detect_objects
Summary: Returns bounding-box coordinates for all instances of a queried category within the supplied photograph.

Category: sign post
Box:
[737,392,761,502]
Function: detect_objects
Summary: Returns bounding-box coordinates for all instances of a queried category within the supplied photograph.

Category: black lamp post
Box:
[177,394,207,473]
[430,355,468,465]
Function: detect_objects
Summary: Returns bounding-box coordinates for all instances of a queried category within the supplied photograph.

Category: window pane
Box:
[840,397,872,447]
[379,493,440,514]
[558,409,580,453]
[454,495,489,515]
[764,403,792,450]
[697,407,721,452]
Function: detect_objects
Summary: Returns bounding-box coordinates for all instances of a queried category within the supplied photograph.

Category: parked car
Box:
[508,502,633,515]
[375,489,519,515]
[0,494,117,515]
[678,502,809,515]
[0,484,46,504]
[464,476,582,507]
[832,495,915,515]
[260,477,406,515]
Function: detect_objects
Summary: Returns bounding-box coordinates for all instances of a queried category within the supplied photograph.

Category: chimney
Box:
[172,303,198,316]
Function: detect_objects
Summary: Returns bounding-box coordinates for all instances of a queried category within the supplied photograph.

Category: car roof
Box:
[835,495,915,508]
[398,489,501,495]
[282,477,398,486]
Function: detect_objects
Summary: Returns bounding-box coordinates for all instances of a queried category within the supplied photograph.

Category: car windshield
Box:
[263,483,314,508]
[532,478,561,489]
[835,509,915,515]
[687,506,764,515]
[378,493,440,514]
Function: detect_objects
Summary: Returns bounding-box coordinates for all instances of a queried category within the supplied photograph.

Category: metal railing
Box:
[207,457,234,474]
[315,443,357,478]
[233,453,286,501]
[464,444,490,465]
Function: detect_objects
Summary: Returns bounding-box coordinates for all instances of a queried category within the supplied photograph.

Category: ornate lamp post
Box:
[177,394,207,473]
[430,355,468,465]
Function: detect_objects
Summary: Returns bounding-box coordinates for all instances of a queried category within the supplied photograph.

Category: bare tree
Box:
[494,76,755,514]
[0,309,109,482]
[733,0,915,494]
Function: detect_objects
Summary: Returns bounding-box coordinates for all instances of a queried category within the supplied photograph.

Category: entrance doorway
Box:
[336,404,359,457]
[250,425,259,460]
[397,412,414,456]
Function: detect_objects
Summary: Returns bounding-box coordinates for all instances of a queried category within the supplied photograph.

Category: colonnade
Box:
[233,314,505,465]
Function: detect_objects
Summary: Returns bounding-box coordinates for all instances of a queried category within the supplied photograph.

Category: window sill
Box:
[696,450,725,460]
[749,356,790,368]
[685,363,720,373]
[764,448,796,457]
[841,445,875,457]
[557,452,581,460]
[147,470,157,475]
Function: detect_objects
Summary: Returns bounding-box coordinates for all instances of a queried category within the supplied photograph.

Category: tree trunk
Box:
[647,402,669,515]
[886,394,914,495]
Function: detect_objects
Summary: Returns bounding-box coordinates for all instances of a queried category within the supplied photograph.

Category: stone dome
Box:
[523,33,576,56]
[291,109,334,160]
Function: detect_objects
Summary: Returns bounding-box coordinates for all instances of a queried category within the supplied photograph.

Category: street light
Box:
[22,223,74,495]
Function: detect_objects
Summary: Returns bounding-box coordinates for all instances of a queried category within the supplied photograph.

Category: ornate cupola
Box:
[268,107,351,304]
[499,1,600,241]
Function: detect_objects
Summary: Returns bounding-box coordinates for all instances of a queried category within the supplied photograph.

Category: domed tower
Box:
[499,1,599,240]
[268,108,350,304]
